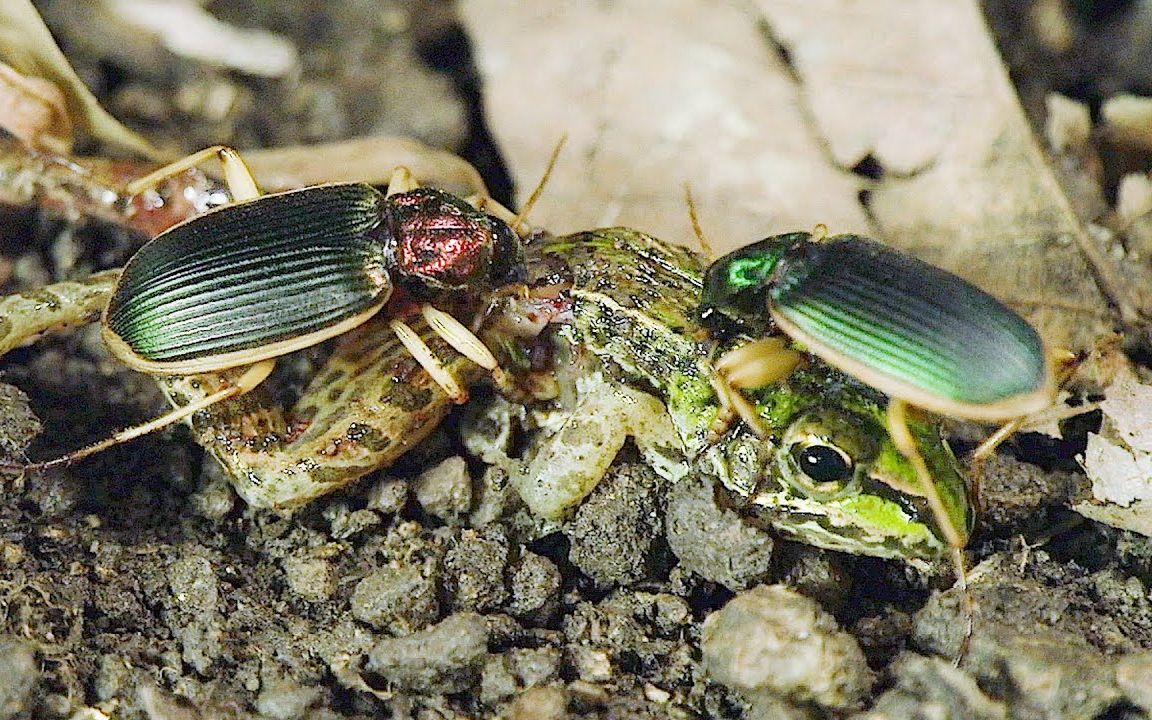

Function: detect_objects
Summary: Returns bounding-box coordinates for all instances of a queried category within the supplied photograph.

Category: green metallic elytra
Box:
[536,229,972,562]
[104,183,392,370]
[700,232,1054,421]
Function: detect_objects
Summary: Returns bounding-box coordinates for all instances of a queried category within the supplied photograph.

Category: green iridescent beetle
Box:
[490,228,972,565]
[698,231,1055,422]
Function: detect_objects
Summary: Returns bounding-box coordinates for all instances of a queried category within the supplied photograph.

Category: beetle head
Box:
[386,187,524,294]
[699,232,809,333]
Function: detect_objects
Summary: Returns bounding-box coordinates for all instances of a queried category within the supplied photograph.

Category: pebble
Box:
[350,564,439,633]
[414,456,473,523]
[365,612,489,693]
[701,585,873,710]
[665,473,774,591]
[0,637,37,720]
[567,463,662,585]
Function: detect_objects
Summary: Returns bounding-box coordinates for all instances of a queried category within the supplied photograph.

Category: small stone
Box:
[858,653,1003,720]
[166,553,222,674]
[567,463,663,585]
[0,637,37,720]
[0,383,41,456]
[324,504,380,540]
[665,473,774,591]
[505,685,567,720]
[282,554,336,603]
[506,551,561,622]
[190,463,237,520]
[365,612,489,693]
[350,564,439,633]
[365,477,408,515]
[443,529,509,612]
[255,680,323,720]
[701,585,873,710]
[470,465,513,527]
[568,646,613,683]
[413,456,473,522]
[480,648,562,705]
[1117,651,1152,711]
[93,653,128,702]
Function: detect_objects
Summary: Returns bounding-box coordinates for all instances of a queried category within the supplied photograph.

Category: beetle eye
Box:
[792,442,854,485]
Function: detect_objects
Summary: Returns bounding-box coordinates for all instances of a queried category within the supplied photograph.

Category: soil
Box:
[1,2,1151,719]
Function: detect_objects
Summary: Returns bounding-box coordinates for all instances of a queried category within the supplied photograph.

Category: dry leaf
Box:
[0,62,72,153]
[0,0,159,157]
[105,0,298,78]
[1076,370,1152,536]
[460,0,1114,352]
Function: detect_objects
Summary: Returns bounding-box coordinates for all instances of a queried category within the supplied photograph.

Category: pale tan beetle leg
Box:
[385,166,421,196]
[706,337,802,440]
[389,318,467,403]
[886,399,973,662]
[29,359,276,470]
[125,145,261,202]
[420,304,510,391]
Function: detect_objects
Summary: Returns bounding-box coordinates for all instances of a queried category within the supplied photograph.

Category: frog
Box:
[488,227,973,565]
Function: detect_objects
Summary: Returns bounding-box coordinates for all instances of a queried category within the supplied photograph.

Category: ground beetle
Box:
[22,145,526,468]
[698,231,1055,423]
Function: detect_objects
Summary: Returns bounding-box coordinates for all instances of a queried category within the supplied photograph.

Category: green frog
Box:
[495,227,972,565]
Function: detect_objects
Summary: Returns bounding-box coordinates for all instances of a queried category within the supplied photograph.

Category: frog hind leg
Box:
[176,310,484,510]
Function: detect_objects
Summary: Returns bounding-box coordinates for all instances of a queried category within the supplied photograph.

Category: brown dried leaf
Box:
[243,137,490,198]
[460,0,1114,352]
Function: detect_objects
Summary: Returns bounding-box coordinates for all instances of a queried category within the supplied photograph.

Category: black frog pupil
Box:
[796,444,852,483]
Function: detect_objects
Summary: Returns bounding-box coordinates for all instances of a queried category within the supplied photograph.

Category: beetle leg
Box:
[389,318,467,403]
[28,359,276,470]
[125,145,261,202]
[706,337,802,439]
[420,304,510,391]
[886,398,973,659]
[385,166,420,196]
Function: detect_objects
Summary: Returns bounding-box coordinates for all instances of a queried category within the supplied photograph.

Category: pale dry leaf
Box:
[0,0,159,158]
[458,0,869,251]
[105,0,298,78]
[243,137,489,198]
[1102,93,1152,153]
[461,0,1114,352]
[0,61,72,153]
[1075,370,1152,535]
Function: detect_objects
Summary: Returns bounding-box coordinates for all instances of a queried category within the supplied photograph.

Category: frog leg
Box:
[707,337,802,439]
[0,270,120,357]
[162,310,485,510]
[14,147,279,469]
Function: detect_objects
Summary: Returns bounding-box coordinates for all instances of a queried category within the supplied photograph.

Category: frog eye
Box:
[792,441,854,485]
[778,409,876,500]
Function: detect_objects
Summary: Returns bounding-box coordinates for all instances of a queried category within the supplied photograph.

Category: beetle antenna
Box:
[684,184,717,260]
[511,134,567,234]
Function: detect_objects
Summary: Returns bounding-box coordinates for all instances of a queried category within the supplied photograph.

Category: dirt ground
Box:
[1,2,1152,719]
